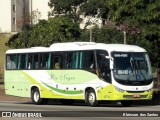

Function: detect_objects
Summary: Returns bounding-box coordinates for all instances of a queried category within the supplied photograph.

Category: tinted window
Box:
[40,53,51,69]
[6,54,17,69]
[64,52,79,69]
[79,51,95,69]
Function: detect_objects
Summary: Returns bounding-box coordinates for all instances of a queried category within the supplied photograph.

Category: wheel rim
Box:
[88,92,95,105]
[34,91,39,102]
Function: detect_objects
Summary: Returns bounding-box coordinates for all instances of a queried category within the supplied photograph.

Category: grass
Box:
[0,33,11,74]
[0,84,4,90]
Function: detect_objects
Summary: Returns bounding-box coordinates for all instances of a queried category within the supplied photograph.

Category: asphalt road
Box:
[0,100,160,120]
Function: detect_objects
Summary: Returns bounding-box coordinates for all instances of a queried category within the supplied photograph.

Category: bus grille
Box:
[123,95,147,99]
[127,91,145,93]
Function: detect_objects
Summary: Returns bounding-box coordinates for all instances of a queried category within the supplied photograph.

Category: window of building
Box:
[13,18,16,24]
[13,5,16,12]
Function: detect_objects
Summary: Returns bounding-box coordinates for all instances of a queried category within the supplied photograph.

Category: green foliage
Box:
[93,26,123,43]
[108,0,160,67]
[49,0,109,25]
[6,16,81,48]
[0,34,9,72]
[48,0,84,24]
[6,0,160,68]
[81,0,109,19]
[47,16,81,43]
[48,0,84,14]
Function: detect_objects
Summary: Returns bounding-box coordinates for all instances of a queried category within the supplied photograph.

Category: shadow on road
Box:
[14,99,160,108]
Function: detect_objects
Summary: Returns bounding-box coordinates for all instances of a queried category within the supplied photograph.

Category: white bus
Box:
[4,42,153,106]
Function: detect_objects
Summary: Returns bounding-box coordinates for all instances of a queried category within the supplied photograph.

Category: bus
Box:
[4,42,153,107]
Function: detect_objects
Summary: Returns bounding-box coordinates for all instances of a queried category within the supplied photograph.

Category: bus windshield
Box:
[112,52,152,85]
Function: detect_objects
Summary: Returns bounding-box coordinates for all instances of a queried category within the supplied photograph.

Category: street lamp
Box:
[116,24,127,45]
[90,28,92,42]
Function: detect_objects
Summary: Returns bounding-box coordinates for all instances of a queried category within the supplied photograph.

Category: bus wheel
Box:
[121,101,133,107]
[86,89,98,107]
[31,88,44,105]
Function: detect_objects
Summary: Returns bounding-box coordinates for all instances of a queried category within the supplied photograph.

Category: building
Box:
[0,0,102,33]
[0,0,50,33]
[0,0,27,33]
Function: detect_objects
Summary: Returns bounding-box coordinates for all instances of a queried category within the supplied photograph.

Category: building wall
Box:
[0,0,11,33]
[0,0,102,32]
[0,0,26,33]
[11,0,16,32]
[14,0,25,31]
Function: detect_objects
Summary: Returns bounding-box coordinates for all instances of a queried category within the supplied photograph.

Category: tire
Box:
[86,89,98,107]
[121,101,133,107]
[31,88,45,105]
[60,99,75,105]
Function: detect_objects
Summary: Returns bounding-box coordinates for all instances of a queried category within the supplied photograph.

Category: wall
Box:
[0,0,11,33]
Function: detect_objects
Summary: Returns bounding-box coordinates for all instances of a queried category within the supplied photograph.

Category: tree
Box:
[80,25,123,43]
[47,16,81,43]
[80,0,109,24]
[107,0,160,68]
[6,24,34,48]
[6,16,81,48]
[48,0,84,24]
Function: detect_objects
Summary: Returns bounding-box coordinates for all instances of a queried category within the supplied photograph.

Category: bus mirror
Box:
[105,56,114,69]
[110,60,113,70]
[105,56,113,60]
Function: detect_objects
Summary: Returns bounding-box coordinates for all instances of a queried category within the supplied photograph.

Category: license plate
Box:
[133,94,140,98]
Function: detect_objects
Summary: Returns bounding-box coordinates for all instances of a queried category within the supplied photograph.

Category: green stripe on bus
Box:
[43,82,82,95]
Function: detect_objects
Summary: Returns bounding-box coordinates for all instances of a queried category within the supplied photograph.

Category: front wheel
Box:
[85,89,98,107]
[31,88,46,105]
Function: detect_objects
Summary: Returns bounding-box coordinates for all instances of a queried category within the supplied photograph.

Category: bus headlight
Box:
[114,86,124,93]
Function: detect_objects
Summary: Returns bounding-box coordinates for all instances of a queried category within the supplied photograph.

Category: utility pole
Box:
[90,28,92,42]
[123,31,126,44]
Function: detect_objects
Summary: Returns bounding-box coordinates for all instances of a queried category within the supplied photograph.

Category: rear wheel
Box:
[121,101,133,107]
[85,89,98,107]
[31,88,47,105]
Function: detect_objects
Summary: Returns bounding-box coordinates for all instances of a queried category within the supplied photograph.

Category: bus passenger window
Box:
[6,55,17,70]
[33,54,39,69]
[6,56,12,69]
[40,53,50,69]
[18,54,26,69]
[64,52,79,69]
[27,54,33,69]
[79,51,95,70]
[53,56,62,69]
